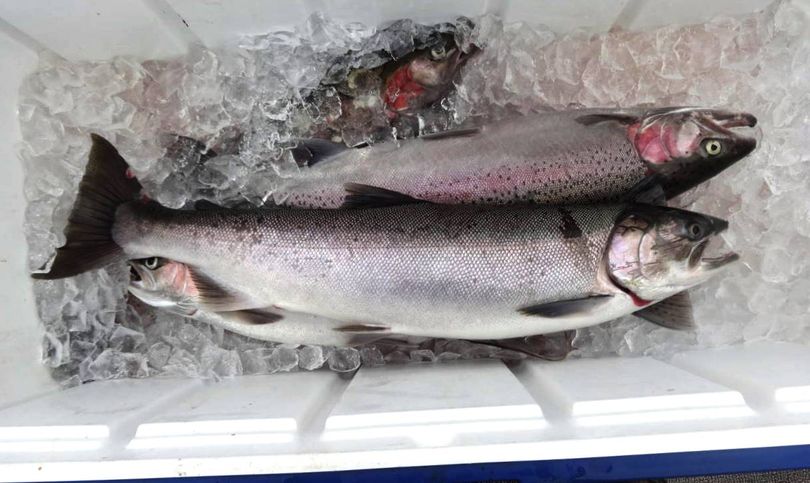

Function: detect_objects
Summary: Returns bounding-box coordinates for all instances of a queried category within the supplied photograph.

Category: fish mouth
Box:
[701,109,757,129]
[690,236,739,271]
[129,263,143,283]
[647,107,758,129]
[701,251,740,270]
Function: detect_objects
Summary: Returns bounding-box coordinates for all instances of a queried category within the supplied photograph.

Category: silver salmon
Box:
[33,135,738,342]
[279,107,756,208]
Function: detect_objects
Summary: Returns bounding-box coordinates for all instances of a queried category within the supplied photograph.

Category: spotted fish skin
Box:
[278,106,758,209]
[278,109,644,208]
[113,202,630,340]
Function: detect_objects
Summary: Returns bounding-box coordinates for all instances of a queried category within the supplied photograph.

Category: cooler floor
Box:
[1,341,809,482]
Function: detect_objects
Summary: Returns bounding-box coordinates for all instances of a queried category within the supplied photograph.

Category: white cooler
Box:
[0,1,808,481]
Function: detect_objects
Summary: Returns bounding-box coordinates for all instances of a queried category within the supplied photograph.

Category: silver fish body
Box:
[115,202,630,339]
[278,107,757,208]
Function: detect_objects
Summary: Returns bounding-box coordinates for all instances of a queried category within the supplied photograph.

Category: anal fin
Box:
[334,323,392,346]
[479,331,576,361]
[634,291,695,330]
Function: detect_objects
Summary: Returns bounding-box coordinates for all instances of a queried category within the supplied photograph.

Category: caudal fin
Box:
[32,134,142,280]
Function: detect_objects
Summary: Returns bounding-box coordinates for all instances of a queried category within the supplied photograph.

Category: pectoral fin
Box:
[187,266,253,311]
[222,308,283,325]
[519,295,613,318]
[625,174,667,205]
[634,291,695,330]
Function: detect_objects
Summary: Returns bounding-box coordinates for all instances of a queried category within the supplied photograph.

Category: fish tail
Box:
[31,134,143,280]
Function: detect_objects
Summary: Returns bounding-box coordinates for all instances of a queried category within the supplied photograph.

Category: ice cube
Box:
[328,347,361,372]
[360,346,385,367]
[268,346,299,373]
[162,348,200,377]
[147,342,172,370]
[60,375,82,389]
[298,345,327,371]
[87,350,149,380]
[384,350,411,364]
[436,351,462,361]
[109,325,147,353]
[410,349,436,362]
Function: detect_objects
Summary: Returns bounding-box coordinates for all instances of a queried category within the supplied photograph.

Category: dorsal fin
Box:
[194,199,226,211]
[290,139,348,166]
[341,183,427,209]
[575,113,639,126]
[420,127,481,141]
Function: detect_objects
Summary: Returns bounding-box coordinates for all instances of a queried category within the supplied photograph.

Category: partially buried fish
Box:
[314,32,479,145]
[33,135,739,343]
[280,106,757,208]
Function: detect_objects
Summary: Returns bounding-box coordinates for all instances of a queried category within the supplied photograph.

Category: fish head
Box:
[629,107,758,198]
[409,41,464,87]
[384,36,479,115]
[607,205,739,303]
[128,257,198,315]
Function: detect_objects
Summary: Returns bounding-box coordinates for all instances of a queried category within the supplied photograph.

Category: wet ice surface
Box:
[21,3,810,382]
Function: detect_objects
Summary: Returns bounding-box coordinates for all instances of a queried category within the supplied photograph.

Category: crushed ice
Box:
[21,2,810,383]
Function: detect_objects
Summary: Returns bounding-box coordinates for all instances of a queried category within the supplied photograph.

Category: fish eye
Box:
[144,257,161,270]
[430,45,447,60]
[687,222,705,240]
[703,139,723,156]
